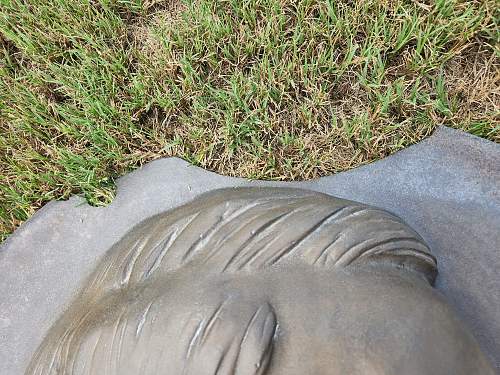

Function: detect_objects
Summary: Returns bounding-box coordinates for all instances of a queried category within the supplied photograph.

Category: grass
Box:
[0,0,499,241]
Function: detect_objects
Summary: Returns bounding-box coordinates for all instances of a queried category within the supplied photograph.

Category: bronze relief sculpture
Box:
[26,187,495,374]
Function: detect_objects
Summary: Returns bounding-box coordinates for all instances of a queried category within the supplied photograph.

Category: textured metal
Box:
[26,187,493,374]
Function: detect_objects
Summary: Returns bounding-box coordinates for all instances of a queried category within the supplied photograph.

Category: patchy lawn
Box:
[0,0,499,240]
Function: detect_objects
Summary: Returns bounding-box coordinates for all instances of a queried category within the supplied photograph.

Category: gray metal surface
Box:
[1,126,499,374]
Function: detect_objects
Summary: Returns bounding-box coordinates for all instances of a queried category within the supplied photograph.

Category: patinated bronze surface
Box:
[26,187,495,374]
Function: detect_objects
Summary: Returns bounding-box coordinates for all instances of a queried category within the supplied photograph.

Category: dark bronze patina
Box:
[26,188,495,374]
